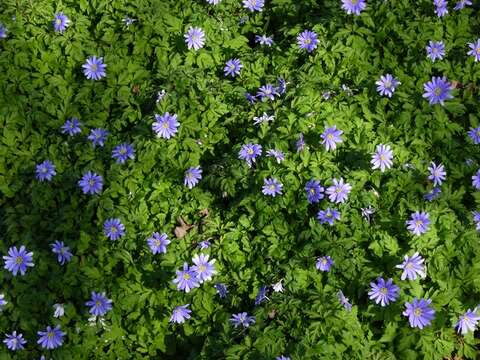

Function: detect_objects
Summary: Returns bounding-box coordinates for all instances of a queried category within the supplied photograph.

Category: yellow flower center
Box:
[380,287,388,295]
[16,256,23,264]
[414,308,422,316]
[183,273,190,280]
[434,87,442,96]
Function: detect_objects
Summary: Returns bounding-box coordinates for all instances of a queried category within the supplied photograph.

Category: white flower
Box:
[156,89,166,103]
[53,303,65,318]
[272,280,284,293]
[253,112,275,125]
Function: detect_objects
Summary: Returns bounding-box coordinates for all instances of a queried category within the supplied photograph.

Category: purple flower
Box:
[185,27,205,51]
[297,30,318,53]
[214,283,228,298]
[198,240,210,249]
[406,211,430,236]
[147,232,170,254]
[468,127,480,144]
[255,35,273,46]
[51,241,72,265]
[239,143,262,167]
[341,0,367,15]
[37,325,65,349]
[375,74,400,97]
[321,126,343,151]
[326,178,352,204]
[317,208,340,225]
[262,178,283,197]
[276,77,287,95]
[153,112,180,139]
[0,24,7,39]
[403,298,435,329]
[191,253,217,283]
[433,0,448,17]
[455,309,480,334]
[85,291,112,316]
[53,12,70,33]
[206,0,221,4]
[316,256,333,272]
[371,144,393,172]
[473,169,480,189]
[255,286,269,305]
[230,312,256,328]
[266,149,285,163]
[3,331,26,351]
[87,128,108,147]
[78,171,103,195]
[424,187,441,201]
[454,0,472,10]
[170,304,191,324]
[337,291,352,311]
[467,39,480,62]
[61,118,82,136]
[82,56,107,80]
[305,179,324,204]
[426,41,445,62]
[103,218,125,241]
[242,0,264,11]
[368,278,400,306]
[473,211,480,231]
[361,206,375,221]
[257,84,278,101]
[224,58,242,77]
[423,76,453,105]
[427,162,446,186]
[184,166,202,189]
[3,246,34,276]
[122,17,136,26]
[245,92,257,104]
[296,133,305,152]
[396,252,426,280]
[173,263,200,293]
[112,143,135,164]
[35,160,56,181]
[277,356,291,360]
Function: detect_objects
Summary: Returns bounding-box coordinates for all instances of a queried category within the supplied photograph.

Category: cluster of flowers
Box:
[315,253,480,332]
[169,254,217,323]
[1,289,112,351]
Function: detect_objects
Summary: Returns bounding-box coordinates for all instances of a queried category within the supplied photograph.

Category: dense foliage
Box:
[1,0,480,358]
